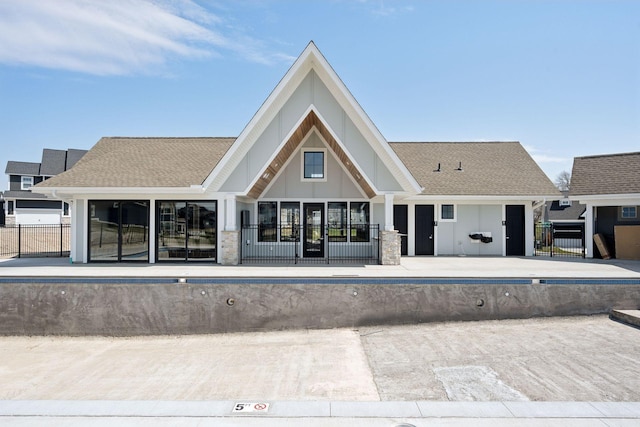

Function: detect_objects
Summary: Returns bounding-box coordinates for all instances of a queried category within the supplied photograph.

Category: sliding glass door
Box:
[89,200,149,262]
[157,201,217,262]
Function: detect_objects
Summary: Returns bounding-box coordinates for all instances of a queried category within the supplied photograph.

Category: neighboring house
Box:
[2,148,87,225]
[570,151,640,258]
[33,42,559,264]
[544,191,586,225]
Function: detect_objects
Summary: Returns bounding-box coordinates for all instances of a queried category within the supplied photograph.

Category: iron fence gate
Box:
[240,224,380,264]
[534,222,585,258]
[0,224,71,258]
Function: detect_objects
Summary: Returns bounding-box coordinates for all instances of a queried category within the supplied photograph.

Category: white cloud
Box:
[0,0,294,75]
[522,144,570,164]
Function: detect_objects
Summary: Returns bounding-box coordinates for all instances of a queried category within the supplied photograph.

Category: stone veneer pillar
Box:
[379,230,401,265]
[220,230,240,265]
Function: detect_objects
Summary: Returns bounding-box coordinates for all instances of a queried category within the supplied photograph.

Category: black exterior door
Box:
[303,203,324,258]
[506,204,525,256]
[415,204,434,255]
[394,204,408,255]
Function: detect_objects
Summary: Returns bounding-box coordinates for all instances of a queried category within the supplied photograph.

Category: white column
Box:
[225,194,237,231]
[82,199,89,263]
[148,200,156,263]
[585,203,594,258]
[384,193,395,231]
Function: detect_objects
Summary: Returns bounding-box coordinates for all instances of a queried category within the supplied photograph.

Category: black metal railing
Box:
[240,224,380,264]
[0,224,71,258]
[534,222,585,258]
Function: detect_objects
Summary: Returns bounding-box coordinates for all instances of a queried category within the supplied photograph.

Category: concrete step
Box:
[610,309,640,328]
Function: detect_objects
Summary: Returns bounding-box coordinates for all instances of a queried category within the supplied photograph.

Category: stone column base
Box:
[379,230,401,265]
[220,230,240,265]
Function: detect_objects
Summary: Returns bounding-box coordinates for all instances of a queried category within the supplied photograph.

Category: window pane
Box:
[304,151,324,179]
[441,204,454,220]
[328,202,347,242]
[280,202,300,241]
[157,201,187,260]
[258,201,277,242]
[21,176,33,190]
[350,202,370,242]
[120,201,149,261]
[622,206,637,219]
[187,202,217,261]
[89,201,119,261]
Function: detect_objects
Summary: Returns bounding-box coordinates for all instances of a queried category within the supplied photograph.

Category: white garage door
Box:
[15,210,62,225]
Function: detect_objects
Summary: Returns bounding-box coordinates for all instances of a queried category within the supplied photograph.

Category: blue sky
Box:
[1,0,638,192]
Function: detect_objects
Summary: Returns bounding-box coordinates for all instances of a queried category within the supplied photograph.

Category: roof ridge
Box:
[388,141,520,144]
[101,136,237,140]
[575,151,640,160]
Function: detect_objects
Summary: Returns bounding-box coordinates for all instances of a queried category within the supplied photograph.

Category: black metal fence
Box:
[240,224,380,264]
[0,224,71,258]
[534,222,585,258]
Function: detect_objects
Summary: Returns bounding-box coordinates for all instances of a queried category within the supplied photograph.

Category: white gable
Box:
[207,42,421,198]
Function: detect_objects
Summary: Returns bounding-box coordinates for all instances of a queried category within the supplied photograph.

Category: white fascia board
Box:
[32,186,206,197]
[571,193,640,204]
[203,46,315,193]
[203,42,421,195]
[402,195,560,202]
[310,49,422,195]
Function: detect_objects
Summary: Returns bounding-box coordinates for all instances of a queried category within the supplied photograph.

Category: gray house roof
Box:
[2,190,48,200]
[5,161,40,176]
[66,149,88,169]
[38,138,559,197]
[570,151,640,196]
[390,141,560,197]
[40,149,68,176]
[37,137,236,188]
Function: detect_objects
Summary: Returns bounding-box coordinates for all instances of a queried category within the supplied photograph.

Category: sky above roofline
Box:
[1,0,638,194]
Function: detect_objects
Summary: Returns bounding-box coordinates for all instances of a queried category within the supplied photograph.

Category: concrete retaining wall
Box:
[0,279,639,336]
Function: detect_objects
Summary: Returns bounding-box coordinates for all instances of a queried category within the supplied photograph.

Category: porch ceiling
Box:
[247,110,377,199]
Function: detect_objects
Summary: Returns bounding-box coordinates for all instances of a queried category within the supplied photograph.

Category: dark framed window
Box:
[303,151,325,179]
[63,202,70,216]
[280,202,300,241]
[156,201,217,262]
[328,202,347,242]
[258,201,277,242]
[7,201,14,215]
[350,202,370,242]
[441,204,455,221]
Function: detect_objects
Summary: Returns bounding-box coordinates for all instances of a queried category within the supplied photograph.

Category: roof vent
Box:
[456,161,463,171]
[433,163,441,172]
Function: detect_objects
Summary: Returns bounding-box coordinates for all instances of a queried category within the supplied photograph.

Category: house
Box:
[2,148,87,225]
[570,151,640,259]
[33,42,559,264]
[543,191,586,226]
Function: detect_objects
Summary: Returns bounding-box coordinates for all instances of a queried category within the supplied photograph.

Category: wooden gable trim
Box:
[247,110,377,199]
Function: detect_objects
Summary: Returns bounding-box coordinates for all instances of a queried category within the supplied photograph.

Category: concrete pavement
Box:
[1,255,640,278]
[1,316,639,424]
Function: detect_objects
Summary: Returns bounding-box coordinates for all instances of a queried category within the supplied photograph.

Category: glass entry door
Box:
[303,203,324,258]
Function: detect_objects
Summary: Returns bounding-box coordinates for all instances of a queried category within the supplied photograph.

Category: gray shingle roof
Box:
[570,152,640,196]
[37,137,236,188]
[390,141,560,197]
[66,149,88,169]
[546,201,586,221]
[5,161,40,176]
[1,190,48,200]
[40,149,67,176]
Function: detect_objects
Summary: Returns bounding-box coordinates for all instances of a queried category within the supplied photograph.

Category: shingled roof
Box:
[37,137,236,188]
[570,151,640,196]
[5,161,40,176]
[390,141,560,197]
